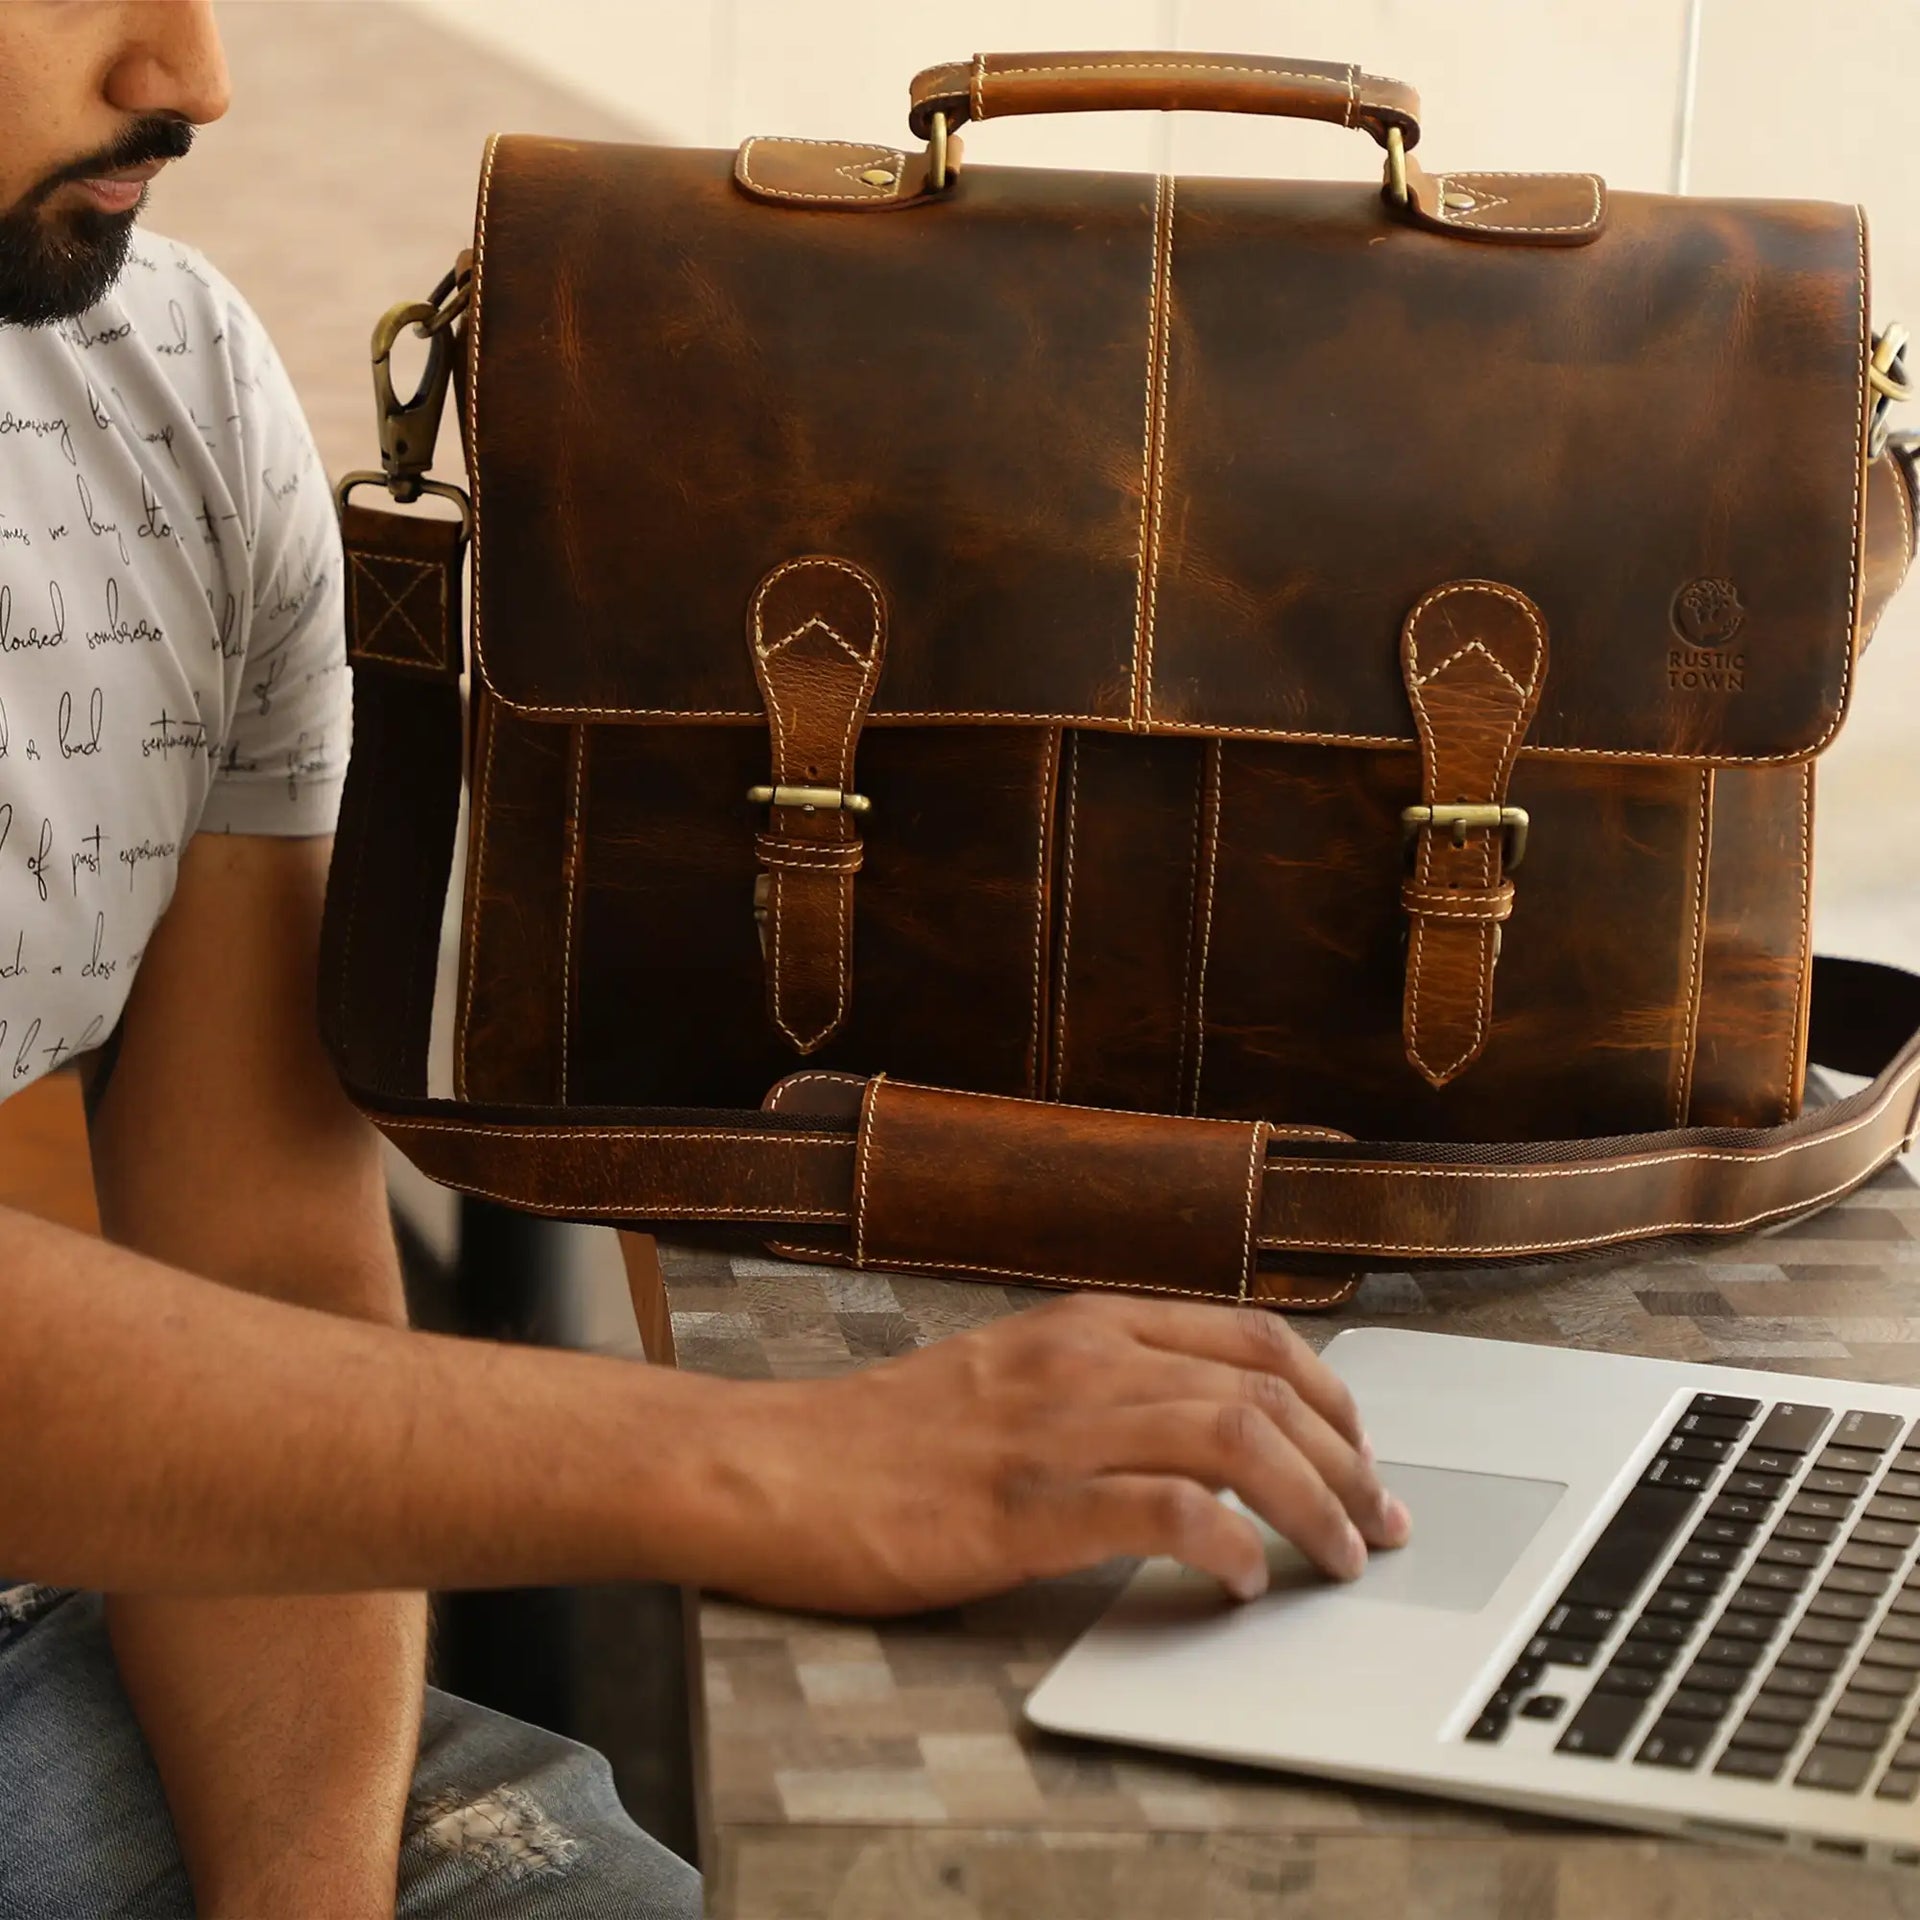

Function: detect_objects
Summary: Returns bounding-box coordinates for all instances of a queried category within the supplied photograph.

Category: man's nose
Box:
[103,0,232,130]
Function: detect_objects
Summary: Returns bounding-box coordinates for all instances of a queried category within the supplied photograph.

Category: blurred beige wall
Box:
[167,1,1918,959]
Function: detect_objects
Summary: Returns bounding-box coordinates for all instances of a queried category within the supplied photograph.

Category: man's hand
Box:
[692,1294,1412,1616]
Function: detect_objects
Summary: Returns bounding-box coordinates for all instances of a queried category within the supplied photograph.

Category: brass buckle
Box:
[747,784,872,815]
[924,110,952,193]
[1385,126,1408,206]
[1402,803,1530,871]
[1870,324,1913,461]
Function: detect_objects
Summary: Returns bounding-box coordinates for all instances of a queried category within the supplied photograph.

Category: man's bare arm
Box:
[87,831,425,1920]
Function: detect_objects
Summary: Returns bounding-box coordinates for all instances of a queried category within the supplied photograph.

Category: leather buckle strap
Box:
[746,557,888,1055]
[1398,580,1548,1089]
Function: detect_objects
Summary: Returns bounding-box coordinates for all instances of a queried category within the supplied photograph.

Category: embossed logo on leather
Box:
[1669,579,1746,692]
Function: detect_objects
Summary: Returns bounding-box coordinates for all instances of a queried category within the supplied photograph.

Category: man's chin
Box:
[0,200,140,328]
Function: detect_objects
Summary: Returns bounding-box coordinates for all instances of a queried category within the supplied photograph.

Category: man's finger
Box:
[1103,1299,1367,1452]
[1093,1354,1409,1549]
[1041,1473,1271,1600]
[1081,1402,1369,1582]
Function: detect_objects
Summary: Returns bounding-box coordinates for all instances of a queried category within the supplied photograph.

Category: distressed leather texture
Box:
[318,50,1920,1308]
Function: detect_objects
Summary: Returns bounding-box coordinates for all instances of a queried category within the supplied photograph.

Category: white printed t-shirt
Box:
[0,232,347,1097]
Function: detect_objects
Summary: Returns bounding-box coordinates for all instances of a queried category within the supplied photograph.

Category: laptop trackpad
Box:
[1257,1462,1567,1614]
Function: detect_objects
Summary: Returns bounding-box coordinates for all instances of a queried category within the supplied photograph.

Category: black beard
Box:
[0,194,141,328]
[0,117,193,328]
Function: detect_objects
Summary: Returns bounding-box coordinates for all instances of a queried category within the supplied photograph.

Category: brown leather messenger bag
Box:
[322,50,1920,1311]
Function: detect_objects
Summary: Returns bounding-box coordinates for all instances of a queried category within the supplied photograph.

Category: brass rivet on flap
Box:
[859,167,897,187]
[1442,189,1477,213]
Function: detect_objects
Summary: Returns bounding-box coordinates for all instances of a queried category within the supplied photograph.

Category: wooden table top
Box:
[638,1163,1920,1919]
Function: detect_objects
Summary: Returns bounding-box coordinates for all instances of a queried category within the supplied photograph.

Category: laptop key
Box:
[1592,1664,1661,1698]
[1837,1541,1907,1573]
[1660,1565,1731,1597]
[1690,1393,1762,1423]
[1805,1590,1878,1622]
[1846,1664,1919,1699]
[1558,1690,1653,1758]
[1813,1716,1893,1753]
[1725,1473,1792,1501]
[1710,1493,1773,1525]
[1504,1658,1546,1691]
[1624,1617,1693,1646]
[1822,1566,1893,1597]
[1541,1604,1618,1641]
[1850,1519,1919,1550]
[1889,1588,1920,1617]
[1683,1662,1753,1695]
[1744,1565,1812,1594]
[1815,1447,1885,1477]
[1803,1470,1871,1499]
[1777,1641,1849,1673]
[1643,1590,1714,1622]
[1526,1636,1600,1668]
[1895,1740,1920,1771]
[1876,1770,1920,1802]
[1789,1491,1854,1522]
[1467,1711,1507,1742]
[1726,1715,1800,1753]
[1520,1694,1567,1721]
[1738,1448,1803,1479]
[1758,1667,1834,1700]
[1756,1537,1825,1570]
[1727,1585,1797,1619]
[1880,1473,1920,1501]
[1863,1639,1920,1674]
[1636,1719,1709,1769]
[1797,1745,1876,1793]
[1696,1636,1765,1669]
[1752,1404,1833,1454]
[1717,1747,1789,1781]
[1664,1688,1735,1722]
[1645,1459,1715,1494]
[1792,1615,1869,1648]
[1771,1516,1841,1546]
[1836,1412,1907,1453]
[1561,1484,1700,1611]
[1611,1640,1680,1672]
[1874,1613,1920,1643]
[1744,1692,1819,1726]
[1664,1435,1736,1465]
[1693,1519,1760,1549]
[1711,1611,1782,1643]
[1832,1689,1905,1725]
[1679,1413,1755,1444]
[1866,1495,1920,1525]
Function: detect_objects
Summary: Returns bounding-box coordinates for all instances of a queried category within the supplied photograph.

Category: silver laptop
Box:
[1025,1328,1920,1867]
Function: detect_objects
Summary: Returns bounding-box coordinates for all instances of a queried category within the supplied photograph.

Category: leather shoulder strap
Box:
[323,499,1920,1306]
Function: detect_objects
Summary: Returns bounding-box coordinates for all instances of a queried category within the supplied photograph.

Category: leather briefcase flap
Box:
[463,136,1870,767]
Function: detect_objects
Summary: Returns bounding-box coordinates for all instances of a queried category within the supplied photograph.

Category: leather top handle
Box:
[908,52,1421,152]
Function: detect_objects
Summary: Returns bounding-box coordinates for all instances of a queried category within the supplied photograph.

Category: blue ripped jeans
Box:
[0,1587,702,1919]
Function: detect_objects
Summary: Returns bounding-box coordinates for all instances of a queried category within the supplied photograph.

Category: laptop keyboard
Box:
[1466,1394,1920,1800]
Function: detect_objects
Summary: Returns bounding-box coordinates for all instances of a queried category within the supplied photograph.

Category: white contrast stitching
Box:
[383,1121,846,1146]
[971,51,986,122]
[558,725,588,1102]
[349,552,447,668]
[1673,767,1713,1127]
[765,1069,864,1106]
[1028,730,1058,1096]
[1138,173,1176,729]
[853,1073,885,1267]
[1130,174,1166,728]
[982,58,1385,90]
[1412,638,1529,700]
[1342,63,1356,129]
[1786,762,1814,1122]
[736,138,909,204]
[1237,1122,1270,1303]
[1050,734,1080,1098]
[874,1075,1342,1140]
[1431,170,1603,237]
